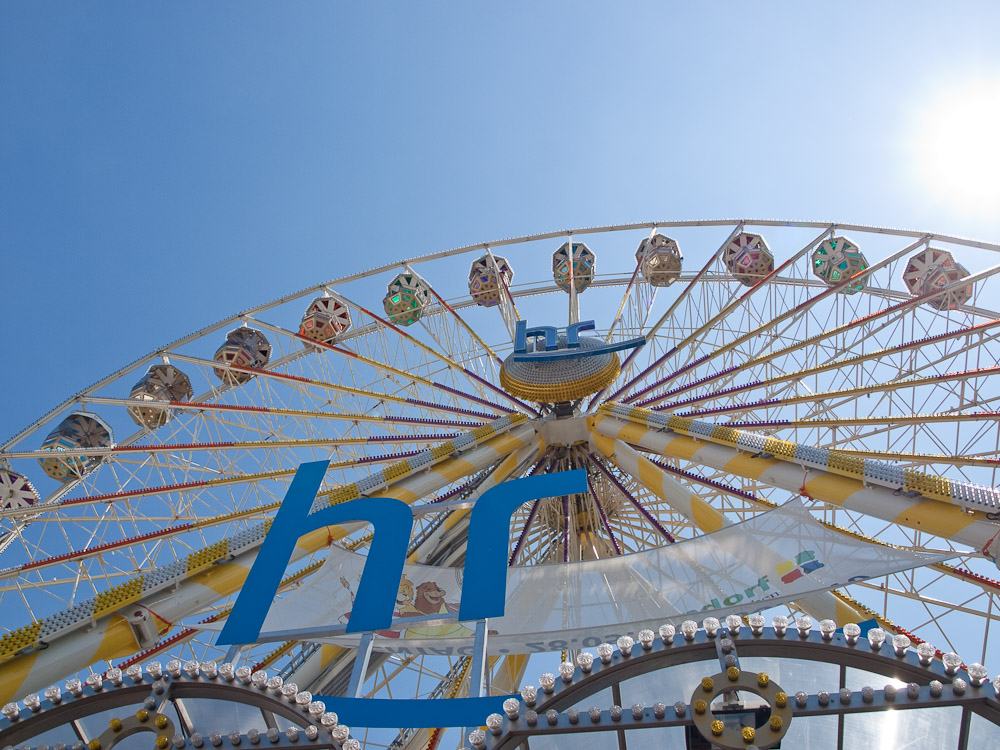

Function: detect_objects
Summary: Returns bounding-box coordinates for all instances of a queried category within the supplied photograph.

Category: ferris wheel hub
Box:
[499,336,620,403]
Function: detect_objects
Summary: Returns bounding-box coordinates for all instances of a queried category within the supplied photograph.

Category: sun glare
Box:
[910,77,1000,216]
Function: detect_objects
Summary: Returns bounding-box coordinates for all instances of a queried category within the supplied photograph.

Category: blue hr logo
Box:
[512,319,644,361]
[218,462,587,727]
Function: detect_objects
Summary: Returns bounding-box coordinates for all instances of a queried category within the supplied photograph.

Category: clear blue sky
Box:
[3,1,1000,437]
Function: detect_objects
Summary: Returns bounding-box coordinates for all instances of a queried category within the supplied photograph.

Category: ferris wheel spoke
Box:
[619,226,835,404]
[634,262,1000,410]
[162,350,492,419]
[584,471,623,556]
[242,317,511,415]
[1,436,455,465]
[406,264,504,367]
[633,450,762,507]
[79,396,491,429]
[726,409,1000,431]
[659,322,1000,416]
[593,225,748,409]
[641,237,931,402]
[338,294,538,416]
[604,240,647,342]
[0,495,303,582]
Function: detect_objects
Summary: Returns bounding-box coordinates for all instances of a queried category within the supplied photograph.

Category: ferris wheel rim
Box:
[6,218,1000,452]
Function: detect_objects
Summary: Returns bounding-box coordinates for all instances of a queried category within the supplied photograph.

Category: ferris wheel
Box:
[2,219,1000,749]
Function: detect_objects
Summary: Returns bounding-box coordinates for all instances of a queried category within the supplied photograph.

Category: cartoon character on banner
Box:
[338,574,473,639]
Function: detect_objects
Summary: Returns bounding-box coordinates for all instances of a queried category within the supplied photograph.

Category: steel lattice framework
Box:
[1,220,999,749]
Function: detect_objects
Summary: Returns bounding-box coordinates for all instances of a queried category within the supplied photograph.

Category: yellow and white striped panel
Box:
[0,413,535,704]
[588,426,863,624]
[593,405,999,551]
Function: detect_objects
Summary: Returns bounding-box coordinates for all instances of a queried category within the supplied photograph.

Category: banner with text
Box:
[245,500,950,654]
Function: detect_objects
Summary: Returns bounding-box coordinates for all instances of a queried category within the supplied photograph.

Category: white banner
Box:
[246,500,952,655]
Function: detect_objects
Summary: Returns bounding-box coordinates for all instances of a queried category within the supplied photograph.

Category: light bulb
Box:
[942,652,962,675]
[819,619,836,640]
[843,622,861,645]
[866,628,886,651]
[486,713,504,733]
[597,643,614,664]
[319,712,338,728]
[658,624,676,643]
[916,642,936,665]
[538,673,555,693]
[558,662,574,682]
[681,620,699,640]
[967,663,989,687]
[502,698,520,718]
[330,726,350,742]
